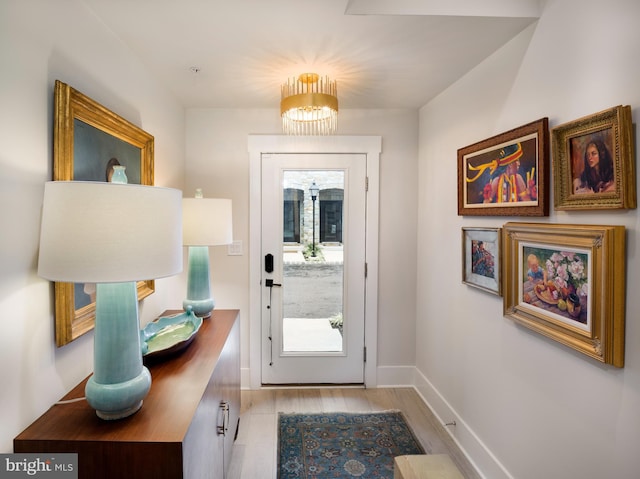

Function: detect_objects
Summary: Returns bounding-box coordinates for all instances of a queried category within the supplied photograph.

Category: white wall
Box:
[0,0,185,452]
[417,0,640,478]
[185,108,419,385]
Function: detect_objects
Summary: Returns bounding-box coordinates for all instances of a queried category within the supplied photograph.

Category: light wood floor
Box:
[226,387,482,479]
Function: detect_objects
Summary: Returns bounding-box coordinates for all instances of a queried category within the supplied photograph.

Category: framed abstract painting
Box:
[458,118,549,216]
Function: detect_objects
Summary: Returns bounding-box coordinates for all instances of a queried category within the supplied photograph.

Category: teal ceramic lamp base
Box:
[183,245,215,318]
[85,281,151,420]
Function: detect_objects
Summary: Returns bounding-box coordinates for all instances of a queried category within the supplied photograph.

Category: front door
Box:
[261,153,367,384]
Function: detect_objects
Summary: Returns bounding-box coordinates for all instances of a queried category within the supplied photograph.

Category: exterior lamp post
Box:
[309,181,319,257]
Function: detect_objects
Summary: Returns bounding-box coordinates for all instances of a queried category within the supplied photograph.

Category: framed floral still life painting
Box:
[552,105,636,210]
[462,227,501,296]
[53,80,155,347]
[458,118,549,216]
[502,222,625,367]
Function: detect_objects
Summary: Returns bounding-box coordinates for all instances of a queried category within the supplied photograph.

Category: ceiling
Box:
[83,0,540,110]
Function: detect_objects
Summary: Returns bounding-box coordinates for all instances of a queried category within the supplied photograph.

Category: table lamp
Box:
[182,189,233,318]
[38,181,182,420]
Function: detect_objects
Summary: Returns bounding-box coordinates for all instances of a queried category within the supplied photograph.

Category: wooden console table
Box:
[15,309,240,479]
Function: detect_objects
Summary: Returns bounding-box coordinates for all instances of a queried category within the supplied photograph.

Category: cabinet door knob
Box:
[217,401,230,436]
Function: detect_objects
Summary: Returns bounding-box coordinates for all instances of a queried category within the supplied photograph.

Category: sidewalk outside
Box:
[282,244,343,352]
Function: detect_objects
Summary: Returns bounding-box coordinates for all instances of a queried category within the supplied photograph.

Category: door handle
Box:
[264,278,281,367]
[217,401,230,436]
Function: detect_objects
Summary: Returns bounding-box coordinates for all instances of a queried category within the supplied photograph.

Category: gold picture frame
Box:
[552,105,636,210]
[53,80,155,347]
[458,118,549,216]
[502,222,625,367]
[462,227,502,296]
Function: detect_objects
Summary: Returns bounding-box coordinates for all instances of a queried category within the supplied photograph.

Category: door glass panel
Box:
[282,170,344,352]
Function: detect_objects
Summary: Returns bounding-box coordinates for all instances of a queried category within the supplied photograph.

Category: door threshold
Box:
[260,383,365,389]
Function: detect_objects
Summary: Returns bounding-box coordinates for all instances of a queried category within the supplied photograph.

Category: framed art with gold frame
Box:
[462,227,502,296]
[53,80,155,346]
[502,222,625,367]
[458,118,549,216]
[551,105,636,210]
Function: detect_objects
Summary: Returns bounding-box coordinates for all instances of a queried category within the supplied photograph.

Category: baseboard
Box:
[412,368,513,479]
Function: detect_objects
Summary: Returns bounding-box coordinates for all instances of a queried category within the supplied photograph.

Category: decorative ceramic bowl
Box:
[140,308,203,359]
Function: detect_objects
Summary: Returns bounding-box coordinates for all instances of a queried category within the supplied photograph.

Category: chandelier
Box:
[280,73,338,135]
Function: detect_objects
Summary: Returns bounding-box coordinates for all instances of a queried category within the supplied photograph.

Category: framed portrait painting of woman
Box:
[552,105,636,210]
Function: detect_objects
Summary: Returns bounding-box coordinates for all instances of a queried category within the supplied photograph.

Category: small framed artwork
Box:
[462,227,502,296]
[458,118,549,216]
[502,222,625,367]
[551,105,636,210]
[53,80,155,347]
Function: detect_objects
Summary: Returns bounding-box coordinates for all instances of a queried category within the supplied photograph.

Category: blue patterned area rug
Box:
[278,411,425,478]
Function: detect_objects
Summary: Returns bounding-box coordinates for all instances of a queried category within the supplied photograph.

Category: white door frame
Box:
[248,135,381,389]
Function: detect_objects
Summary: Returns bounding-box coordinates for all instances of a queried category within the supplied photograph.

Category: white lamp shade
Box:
[182,197,233,246]
[38,181,183,283]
